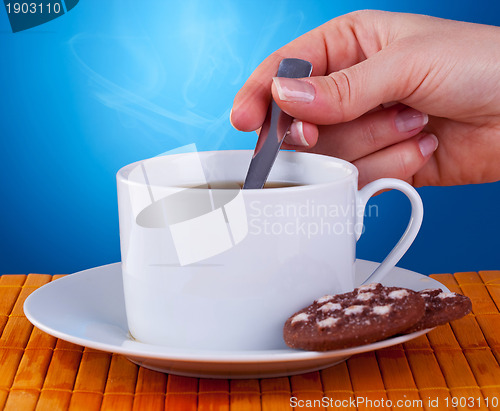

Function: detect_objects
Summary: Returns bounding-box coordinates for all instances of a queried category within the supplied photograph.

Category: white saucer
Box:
[24,260,446,379]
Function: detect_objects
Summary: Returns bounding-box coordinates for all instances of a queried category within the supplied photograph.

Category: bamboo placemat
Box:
[1,271,500,410]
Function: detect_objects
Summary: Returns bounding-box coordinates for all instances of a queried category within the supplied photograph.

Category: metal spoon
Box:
[243,58,313,189]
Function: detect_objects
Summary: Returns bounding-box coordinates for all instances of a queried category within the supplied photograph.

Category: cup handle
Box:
[355,178,423,285]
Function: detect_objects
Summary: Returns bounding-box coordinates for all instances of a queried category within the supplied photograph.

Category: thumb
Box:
[271,49,416,125]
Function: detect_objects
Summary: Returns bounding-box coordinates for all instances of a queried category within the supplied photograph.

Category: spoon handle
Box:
[243,58,313,189]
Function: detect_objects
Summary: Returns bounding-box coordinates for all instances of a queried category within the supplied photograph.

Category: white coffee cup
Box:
[116,150,423,351]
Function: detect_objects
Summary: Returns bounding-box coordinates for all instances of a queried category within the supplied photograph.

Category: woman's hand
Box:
[231,11,500,187]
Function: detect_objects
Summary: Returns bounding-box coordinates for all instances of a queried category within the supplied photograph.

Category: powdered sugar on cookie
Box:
[291,313,309,325]
[358,283,378,292]
[388,289,409,299]
[317,317,339,328]
[373,305,392,315]
[319,302,342,313]
[357,292,374,301]
[438,292,456,299]
[344,305,365,315]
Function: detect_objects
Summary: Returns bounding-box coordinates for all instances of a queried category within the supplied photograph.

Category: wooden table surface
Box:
[1,270,500,410]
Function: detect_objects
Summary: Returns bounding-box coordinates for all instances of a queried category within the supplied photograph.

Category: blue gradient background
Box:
[1,0,500,275]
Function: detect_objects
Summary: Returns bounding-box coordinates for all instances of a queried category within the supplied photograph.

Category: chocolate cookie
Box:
[401,289,472,334]
[283,283,425,351]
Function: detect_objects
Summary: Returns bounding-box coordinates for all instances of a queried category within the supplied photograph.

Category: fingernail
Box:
[229,108,235,128]
[273,77,315,102]
[285,119,309,146]
[395,107,428,132]
[418,133,438,157]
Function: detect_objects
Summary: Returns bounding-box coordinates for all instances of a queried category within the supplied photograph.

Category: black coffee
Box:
[207,181,302,189]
